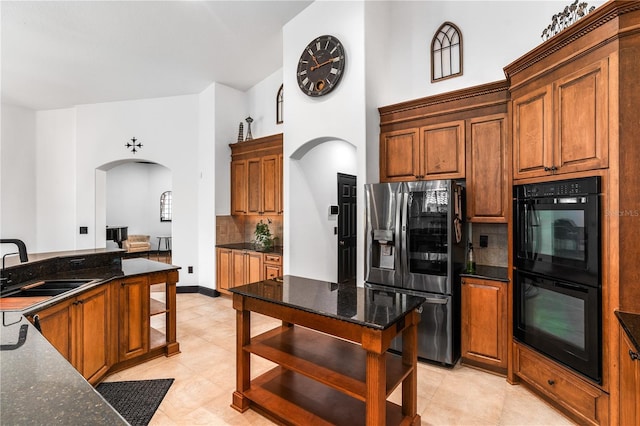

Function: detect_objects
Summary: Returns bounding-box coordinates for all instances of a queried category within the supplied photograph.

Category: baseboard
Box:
[176,285,221,298]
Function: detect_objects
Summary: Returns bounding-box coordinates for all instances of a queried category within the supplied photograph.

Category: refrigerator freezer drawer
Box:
[391,292,459,366]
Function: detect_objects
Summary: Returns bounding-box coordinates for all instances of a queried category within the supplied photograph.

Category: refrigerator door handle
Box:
[399,185,408,283]
[423,297,448,305]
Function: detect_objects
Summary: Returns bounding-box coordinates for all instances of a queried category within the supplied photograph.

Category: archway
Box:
[287,137,357,283]
[96,159,172,262]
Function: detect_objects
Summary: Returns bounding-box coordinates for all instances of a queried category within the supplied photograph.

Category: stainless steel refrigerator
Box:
[364,180,465,365]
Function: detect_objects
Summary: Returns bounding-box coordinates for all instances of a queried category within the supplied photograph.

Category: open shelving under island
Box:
[230,275,426,426]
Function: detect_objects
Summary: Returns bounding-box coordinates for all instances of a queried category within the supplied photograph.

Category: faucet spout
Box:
[0,239,28,263]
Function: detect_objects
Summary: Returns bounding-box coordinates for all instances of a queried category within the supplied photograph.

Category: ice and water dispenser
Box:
[372,229,395,270]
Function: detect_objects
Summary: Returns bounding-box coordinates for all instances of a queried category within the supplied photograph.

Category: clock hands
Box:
[310,57,337,71]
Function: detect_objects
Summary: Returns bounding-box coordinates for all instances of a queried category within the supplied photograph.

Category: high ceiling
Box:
[1,1,312,111]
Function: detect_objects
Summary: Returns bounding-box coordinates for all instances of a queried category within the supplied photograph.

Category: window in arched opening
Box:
[276,84,283,124]
[160,191,172,222]
[431,22,462,82]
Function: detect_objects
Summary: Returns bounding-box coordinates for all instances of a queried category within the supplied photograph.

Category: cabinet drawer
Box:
[514,343,607,425]
[263,254,282,265]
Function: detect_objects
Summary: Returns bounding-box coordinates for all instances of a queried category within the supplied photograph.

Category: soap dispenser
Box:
[466,243,476,274]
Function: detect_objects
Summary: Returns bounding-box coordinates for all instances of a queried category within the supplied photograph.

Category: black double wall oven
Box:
[513,176,602,383]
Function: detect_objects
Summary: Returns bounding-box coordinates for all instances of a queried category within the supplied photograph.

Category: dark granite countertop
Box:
[460,265,509,282]
[0,312,127,425]
[216,242,284,256]
[615,310,640,352]
[0,256,179,424]
[230,275,425,330]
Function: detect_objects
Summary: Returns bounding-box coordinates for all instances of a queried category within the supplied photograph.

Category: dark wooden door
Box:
[337,173,357,284]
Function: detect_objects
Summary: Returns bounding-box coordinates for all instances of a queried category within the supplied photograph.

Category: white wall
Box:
[379,0,606,106]
[105,162,172,243]
[35,108,77,252]
[0,105,37,257]
[246,68,284,139]
[283,1,367,283]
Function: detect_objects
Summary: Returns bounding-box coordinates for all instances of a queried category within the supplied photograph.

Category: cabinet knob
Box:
[630,349,640,361]
[547,379,555,386]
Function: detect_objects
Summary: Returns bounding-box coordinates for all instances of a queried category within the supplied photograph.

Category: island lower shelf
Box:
[245,366,413,426]
[245,325,413,401]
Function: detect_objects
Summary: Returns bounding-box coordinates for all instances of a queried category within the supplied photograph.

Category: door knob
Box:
[339,241,345,246]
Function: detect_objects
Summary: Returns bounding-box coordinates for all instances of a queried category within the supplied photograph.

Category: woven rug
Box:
[96,379,174,426]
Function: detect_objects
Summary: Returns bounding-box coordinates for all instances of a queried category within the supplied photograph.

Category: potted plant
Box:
[254,219,277,252]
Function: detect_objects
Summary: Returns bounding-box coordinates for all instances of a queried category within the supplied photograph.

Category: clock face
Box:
[297,35,346,97]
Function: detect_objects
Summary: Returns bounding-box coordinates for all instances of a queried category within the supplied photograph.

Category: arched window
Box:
[160,191,172,222]
[276,84,283,124]
[431,22,462,82]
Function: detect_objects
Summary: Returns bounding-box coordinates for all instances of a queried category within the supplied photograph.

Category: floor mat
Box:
[96,378,174,426]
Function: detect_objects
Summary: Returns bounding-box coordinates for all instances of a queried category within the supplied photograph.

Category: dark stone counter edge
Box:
[4,258,180,315]
[615,310,640,353]
[216,243,284,256]
[460,265,509,282]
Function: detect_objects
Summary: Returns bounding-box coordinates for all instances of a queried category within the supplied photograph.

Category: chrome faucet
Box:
[0,239,29,291]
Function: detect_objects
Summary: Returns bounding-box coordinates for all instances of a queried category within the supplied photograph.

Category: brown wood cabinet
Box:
[263,253,282,280]
[514,342,609,426]
[511,58,609,180]
[619,326,640,426]
[461,277,508,374]
[466,113,509,222]
[31,283,114,385]
[380,122,464,182]
[232,249,262,288]
[230,134,283,216]
[216,247,233,292]
[28,266,179,384]
[117,276,149,361]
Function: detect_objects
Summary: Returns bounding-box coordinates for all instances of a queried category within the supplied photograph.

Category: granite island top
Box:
[230,275,426,330]
[0,255,180,425]
[0,312,128,425]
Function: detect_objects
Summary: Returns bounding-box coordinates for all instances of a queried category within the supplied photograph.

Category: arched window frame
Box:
[431,22,463,82]
[276,84,283,124]
[160,191,172,222]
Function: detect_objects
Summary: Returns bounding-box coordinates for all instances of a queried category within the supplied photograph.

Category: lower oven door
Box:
[514,270,601,383]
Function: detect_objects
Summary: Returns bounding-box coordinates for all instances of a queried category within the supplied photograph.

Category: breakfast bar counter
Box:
[230,275,425,426]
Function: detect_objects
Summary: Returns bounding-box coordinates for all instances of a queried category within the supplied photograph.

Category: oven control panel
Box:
[516,176,600,198]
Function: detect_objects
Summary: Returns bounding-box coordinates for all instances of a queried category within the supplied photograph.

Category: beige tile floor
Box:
[105,293,577,425]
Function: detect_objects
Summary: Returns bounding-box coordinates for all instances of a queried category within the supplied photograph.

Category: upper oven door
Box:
[514,193,600,287]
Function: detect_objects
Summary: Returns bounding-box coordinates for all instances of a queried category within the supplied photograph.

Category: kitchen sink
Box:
[1,279,96,298]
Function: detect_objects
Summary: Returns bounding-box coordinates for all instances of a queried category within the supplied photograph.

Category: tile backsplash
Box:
[216,215,283,246]
[469,223,508,268]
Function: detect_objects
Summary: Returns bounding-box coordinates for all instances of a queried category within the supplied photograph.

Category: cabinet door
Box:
[231,250,246,288]
[76,284,113,384]
[512,86,553,179]
[554,59,609,174]
[245,251,263,284]
[466,114,509,222]
[262,155,279,214]
[461,277,507,373]
[33,299,74,362]
[620,328,640,426]
[216,248,232,292]
[420,120,465,179]
[247,157,262,214]
[380,129,420,182]
[118,276,149,362]
[231,160,247,215]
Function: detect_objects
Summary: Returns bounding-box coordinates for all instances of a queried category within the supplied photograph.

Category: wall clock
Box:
[297,35,346,97]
